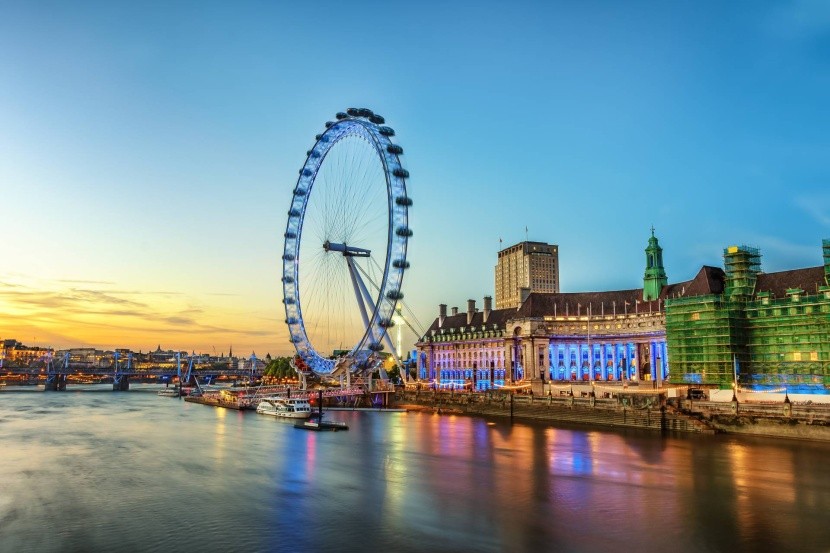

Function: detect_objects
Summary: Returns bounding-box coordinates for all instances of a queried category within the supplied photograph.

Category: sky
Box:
[1,1,829,356]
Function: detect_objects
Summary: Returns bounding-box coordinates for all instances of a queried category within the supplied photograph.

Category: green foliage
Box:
[387,365,401,383]
[264,357,295,379]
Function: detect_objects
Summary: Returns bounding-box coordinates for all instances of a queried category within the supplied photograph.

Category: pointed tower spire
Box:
[643,227,667,301]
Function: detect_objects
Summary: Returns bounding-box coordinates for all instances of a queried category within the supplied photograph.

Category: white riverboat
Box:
[256,397,313,419]
[158,388,180,397]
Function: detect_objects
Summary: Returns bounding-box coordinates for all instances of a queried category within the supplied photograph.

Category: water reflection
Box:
[1,386,829,553]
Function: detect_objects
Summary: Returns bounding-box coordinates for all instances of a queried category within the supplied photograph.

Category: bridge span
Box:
[2,352,263,392]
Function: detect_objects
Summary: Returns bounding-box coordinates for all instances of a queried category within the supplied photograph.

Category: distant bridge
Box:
[1,352,264,391]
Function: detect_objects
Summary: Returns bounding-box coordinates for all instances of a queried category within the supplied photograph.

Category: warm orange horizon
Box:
[0,274,292,356]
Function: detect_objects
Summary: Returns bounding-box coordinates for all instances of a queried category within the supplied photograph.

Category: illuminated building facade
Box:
[417,297,513,390]
[1,339,53,366]
[418,232,693,388]
[495,241,559,309]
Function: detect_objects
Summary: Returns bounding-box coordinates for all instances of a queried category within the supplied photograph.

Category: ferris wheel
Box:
[281,108,412,376]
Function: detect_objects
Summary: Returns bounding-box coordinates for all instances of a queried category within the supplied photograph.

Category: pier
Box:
[184,384,396,411]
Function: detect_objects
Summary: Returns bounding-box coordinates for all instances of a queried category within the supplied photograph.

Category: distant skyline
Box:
[2,1,829,355]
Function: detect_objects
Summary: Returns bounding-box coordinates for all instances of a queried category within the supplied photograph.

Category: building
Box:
[418,233,830,392]
[419,232,691,389]
[666,240,830,387]
[495,241,559,309]
[417,297,514,390]
[1,339,53,366]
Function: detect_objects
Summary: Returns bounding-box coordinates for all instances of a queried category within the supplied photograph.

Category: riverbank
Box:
[395,389,830,441]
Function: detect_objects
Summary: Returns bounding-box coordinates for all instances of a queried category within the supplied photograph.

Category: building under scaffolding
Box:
[666,240,830,386]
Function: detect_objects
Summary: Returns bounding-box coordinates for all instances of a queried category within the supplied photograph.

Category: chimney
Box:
[467,299,476,325]
[483,296,492,323]
[451,306,458,316]
[520,287,531,306]
[439,304,447,328]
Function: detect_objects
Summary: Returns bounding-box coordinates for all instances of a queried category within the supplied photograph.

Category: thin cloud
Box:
[58,279,116,285]
[793,193,830,227]
[0,276,279,350]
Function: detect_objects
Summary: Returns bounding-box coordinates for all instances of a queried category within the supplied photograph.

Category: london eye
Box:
[281,108,412,377]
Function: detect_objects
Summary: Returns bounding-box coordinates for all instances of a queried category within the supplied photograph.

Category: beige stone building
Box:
[495,241,559,309]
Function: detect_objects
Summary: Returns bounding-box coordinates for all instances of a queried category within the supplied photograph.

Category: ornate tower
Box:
[643,227,667,301]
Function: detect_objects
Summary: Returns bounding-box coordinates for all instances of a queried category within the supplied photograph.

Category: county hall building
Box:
[415,232,717,390]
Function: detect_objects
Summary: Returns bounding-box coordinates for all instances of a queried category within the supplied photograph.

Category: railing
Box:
[677,398,830,424]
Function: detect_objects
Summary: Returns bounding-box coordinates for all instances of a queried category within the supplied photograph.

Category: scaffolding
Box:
[666,244,830,386]
[744,289,830,385]
[724,245,761,299]
[824,239,830,285]
[665,294,739,384]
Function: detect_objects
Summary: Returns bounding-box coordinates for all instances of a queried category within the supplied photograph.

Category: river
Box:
[1,384,828,552]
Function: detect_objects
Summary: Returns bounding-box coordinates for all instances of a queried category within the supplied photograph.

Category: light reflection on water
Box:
[1,384,829,552]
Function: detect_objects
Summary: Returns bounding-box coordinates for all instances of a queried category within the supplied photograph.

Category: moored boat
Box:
[256,397,313,419]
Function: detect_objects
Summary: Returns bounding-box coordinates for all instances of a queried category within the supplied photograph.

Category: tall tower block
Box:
[495,241,559,309]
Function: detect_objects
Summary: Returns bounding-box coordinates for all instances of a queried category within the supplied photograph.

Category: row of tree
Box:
[263,357,296,379]
[262,355,417,384]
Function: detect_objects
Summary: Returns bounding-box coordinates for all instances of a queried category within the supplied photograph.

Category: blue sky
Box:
[1,1,828,354]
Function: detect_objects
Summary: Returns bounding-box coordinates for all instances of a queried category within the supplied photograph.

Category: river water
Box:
[1,384,829,553]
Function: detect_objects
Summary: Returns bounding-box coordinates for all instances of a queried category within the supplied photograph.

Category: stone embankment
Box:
[396,389,715,435]
[396,389,830,441]
[675,396,830,441]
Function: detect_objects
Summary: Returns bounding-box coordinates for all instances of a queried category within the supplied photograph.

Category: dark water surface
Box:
[1,385,829,553]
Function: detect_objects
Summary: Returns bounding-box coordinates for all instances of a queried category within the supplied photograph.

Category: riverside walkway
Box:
[396,385,830,441]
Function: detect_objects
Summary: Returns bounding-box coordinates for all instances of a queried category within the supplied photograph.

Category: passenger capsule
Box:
[335,112,348,120]
[369,114,385,125]
[324,121,334,128]
[288,209,300,217]
[347,108,360,117]
[281,276,295,283]
[386,144,403,155]
[393,168,410,179]
[284,231,297,239]
[282,253,295,261]
[386,290,404,300]
[395,226,413,237]
[378,126,395,136]
[392,259,410,269]
[395,196,413,206]
[300,168,312,176]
